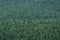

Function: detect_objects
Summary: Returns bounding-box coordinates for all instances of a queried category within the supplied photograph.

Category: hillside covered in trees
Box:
[0,0,60,40]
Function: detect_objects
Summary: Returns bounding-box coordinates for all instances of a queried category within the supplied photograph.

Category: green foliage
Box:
[0,0,60,40]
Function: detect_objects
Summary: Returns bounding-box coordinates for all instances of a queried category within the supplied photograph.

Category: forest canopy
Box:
[0,0,60,40]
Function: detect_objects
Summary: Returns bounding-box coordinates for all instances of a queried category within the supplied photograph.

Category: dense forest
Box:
[0,0,60,40]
